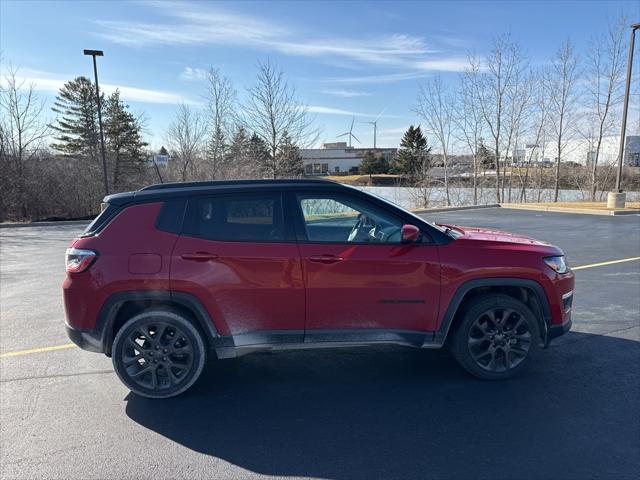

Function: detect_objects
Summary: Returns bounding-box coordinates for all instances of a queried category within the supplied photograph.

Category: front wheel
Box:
[450,294,539,380]
[112,310,206,398]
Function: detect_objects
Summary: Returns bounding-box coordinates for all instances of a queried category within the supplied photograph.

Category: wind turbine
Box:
[337,117,360,147]
[363,107,387,150]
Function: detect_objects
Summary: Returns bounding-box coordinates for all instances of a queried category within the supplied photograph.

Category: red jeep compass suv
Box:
[63,179,574,398]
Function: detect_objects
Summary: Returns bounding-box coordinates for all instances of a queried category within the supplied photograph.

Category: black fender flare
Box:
[433,278,552,346]
[96,290,218,355]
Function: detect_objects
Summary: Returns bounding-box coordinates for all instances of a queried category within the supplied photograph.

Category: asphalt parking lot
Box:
[1,207,639,480]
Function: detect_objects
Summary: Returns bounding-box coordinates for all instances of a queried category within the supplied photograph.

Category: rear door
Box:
[171,192,305,343]
[293,190,441,336]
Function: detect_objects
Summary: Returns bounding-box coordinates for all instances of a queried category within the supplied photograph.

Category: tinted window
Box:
[187,194,284,242]
[156,199,186,234]
[81,203,119,237]
[298,194,405,243]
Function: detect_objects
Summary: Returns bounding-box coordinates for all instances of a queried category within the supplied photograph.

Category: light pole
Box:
[610,23,639,208]
[83,49,109,196]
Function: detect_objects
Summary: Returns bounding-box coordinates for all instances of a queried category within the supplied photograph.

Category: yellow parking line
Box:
[0,343,76,359]
[1,256,639,359]
[572,256,640,271]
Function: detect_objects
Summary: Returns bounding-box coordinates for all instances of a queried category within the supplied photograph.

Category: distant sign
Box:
[152,154,169,167]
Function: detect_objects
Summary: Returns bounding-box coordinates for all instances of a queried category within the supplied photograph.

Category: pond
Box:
[357,186,640,210]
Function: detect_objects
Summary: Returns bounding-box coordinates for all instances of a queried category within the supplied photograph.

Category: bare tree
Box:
[518,70,549,202]
[584,17,626,200]
[0,67,49,218]
[546,39,580,202]
[242,60,318,178]
[456,59,485,205]
[203,68,236,179]
[504,68,532,202]
[414,75,454,205]
[474,35,527,203]
[408,159,433,209]
[165,104,206,182]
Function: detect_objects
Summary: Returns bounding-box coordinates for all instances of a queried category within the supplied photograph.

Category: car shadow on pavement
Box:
[125,331,640,480]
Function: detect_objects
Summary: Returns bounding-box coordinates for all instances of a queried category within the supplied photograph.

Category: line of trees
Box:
[0,61,315,221]
[164,62,315,183]
[411,16,634,205]
[0,16,637,220]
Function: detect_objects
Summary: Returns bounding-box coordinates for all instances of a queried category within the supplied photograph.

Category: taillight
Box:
[65,248,97,273]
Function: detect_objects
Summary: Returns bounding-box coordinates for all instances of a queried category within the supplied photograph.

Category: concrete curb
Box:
[499,204,640,216]
[412,204,500,214]
[0,220,90,229]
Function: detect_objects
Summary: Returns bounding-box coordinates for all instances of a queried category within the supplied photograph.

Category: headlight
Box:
[544,256,569,274]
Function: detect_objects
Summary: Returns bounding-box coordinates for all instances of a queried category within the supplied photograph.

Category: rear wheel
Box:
[450,294,539,380]
[112,310,206,398]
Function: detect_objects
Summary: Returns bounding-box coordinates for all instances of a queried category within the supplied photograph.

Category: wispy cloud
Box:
[412,58,469,72]
[324,71,432,84]
[321,89,372,98]
[308,105,399,118]
[94,1,459,70]
[179,67,208,81]
[3,68,200,105]
[321,58,468,85]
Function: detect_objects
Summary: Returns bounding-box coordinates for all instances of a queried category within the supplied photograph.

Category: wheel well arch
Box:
[97,291,218,356]
[436,278,551,346]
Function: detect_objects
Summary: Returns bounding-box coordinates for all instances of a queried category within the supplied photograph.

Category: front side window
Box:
[298,194,405,243]
[186,194,284,242]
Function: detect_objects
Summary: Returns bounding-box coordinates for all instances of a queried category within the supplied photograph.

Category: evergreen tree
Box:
[207,126,227,180]
[276,132,303,178]
[50,76,101,159]
[391,125,430,176]
[359,151,390,174]
[103,90,148,191]
[247,133,271,178]
[477,141,496,170]
[224,126,249,178]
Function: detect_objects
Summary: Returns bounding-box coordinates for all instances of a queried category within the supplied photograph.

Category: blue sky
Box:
[1,0,638,150]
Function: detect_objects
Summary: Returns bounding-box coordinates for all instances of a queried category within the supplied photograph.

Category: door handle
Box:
[180,252,219,262]
[309,254,344,264]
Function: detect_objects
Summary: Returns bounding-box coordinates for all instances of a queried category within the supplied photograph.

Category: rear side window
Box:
[81,203,119,237]
[156,199,186,234]
[185,194,285,242]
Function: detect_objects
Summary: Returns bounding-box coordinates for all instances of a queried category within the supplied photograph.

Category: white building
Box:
[300,142,397,175]
[510,135,640,166]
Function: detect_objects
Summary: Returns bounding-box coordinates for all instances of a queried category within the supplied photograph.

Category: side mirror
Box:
[401,224,420,243]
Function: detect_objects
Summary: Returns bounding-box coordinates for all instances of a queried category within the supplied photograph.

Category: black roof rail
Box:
[139,178,337,191]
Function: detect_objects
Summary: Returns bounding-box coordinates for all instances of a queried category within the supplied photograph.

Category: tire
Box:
[449,294,540,380]
[112,310,207,399]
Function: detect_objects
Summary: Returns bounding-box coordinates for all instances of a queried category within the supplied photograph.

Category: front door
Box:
[293,192,441,337]
[171,192,305,343]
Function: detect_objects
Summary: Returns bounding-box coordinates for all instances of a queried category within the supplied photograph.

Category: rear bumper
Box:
[65,323,103,353]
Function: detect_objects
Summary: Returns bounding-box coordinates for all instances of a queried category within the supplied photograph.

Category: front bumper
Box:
[545,316,572,345]
[65,323,103,353]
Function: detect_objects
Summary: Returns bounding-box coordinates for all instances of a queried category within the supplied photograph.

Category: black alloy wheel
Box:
[450,294,539,380]
[467,307,532,372]
[112,310,206,398]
